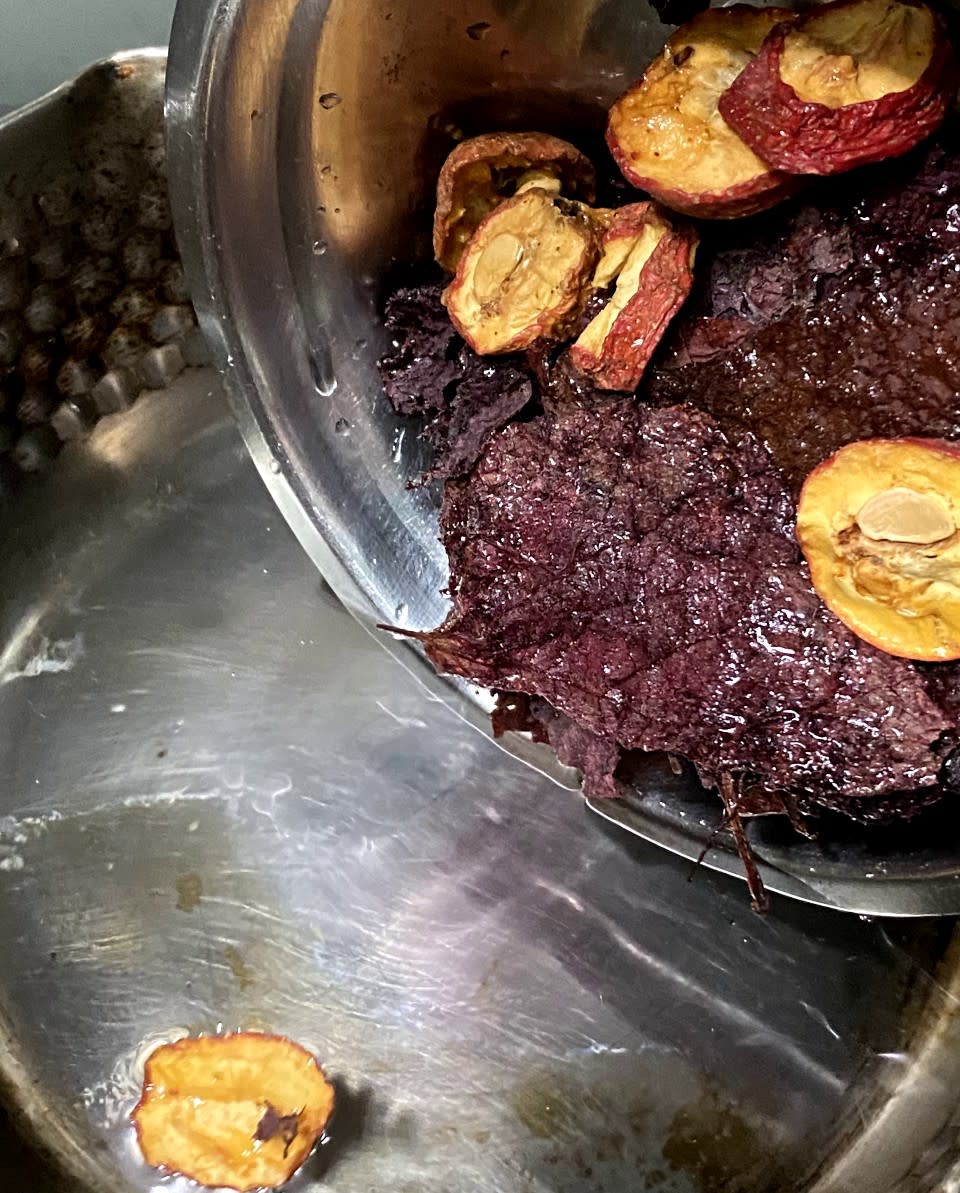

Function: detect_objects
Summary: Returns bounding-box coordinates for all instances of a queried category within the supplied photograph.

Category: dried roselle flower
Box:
[110,284,157,324]
[80,204,122,254]
[56,358,100,399]
[102,325,148,370]
[19,336,61,385]
[62,312,108,358]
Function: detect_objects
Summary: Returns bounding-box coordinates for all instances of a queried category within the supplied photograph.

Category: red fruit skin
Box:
[718,6,960,176]
[570,223,698,391]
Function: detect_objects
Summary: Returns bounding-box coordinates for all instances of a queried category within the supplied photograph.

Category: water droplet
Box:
[394,602,408,622]
[319,92,343,110]
[309,343,337,395]
[312,239,327,256]
[269,459,281,474]
[335,418,350,435]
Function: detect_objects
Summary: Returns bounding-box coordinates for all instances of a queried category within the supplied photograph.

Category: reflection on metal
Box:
[1,366,960,1193]
[1,32,960,1193]
[165,0,960,915]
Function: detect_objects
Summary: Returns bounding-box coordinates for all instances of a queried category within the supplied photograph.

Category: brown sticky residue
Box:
[511,1073,584,1142]
[662,1086,790,1192]
[175,873,202,913]
[224,946,256,990]
[255,1104,300,1157]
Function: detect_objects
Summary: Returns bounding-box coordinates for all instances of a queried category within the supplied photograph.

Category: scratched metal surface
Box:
[0,368,959,1191]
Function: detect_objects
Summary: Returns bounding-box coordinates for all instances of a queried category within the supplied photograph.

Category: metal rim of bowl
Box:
[0,36,956,1193]
[162,0,960,921]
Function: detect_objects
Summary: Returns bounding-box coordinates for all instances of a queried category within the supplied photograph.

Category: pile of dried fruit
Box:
[378,0,960,906]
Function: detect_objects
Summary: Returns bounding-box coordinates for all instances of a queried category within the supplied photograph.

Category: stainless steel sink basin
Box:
[3,359,960,1193]
[2,43,960,1193]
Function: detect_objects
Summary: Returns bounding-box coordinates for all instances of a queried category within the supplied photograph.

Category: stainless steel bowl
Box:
[4,41,960,1193]
[165,0,960,915]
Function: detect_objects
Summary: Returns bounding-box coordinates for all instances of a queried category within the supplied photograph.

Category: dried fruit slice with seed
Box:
[606,5,799,218]
[442,187,600,354]
[433,132,597,272]
[569,203,698,391]
[132,1032,335,1191]
[797,438,960,661]
[719,0,958,175]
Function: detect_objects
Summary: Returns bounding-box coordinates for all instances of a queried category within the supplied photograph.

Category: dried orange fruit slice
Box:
[797,438,960,661]
[132,1032,335,1191]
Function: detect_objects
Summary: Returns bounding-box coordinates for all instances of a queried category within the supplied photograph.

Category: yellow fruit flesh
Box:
[780,0,935,107]
[609,7,792,194]
[797,439,960,660]
[575,220,666,357]
[133,1033,335,1192]
[443,188,596,353]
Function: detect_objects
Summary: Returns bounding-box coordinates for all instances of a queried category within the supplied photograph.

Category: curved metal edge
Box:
[164,0,585,790]
[0,51,174,1193]
[805,929,960,1192]
[587,798,960,919]
[164,5,960,919]
[0,1004,128,1193]
[0,47,169,137]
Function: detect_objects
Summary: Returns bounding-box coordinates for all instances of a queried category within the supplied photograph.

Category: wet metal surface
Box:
[1,32,960,1193]
[165,0,960,913]
[1,369,960,1192]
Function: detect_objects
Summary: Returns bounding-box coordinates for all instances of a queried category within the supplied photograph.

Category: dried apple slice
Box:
[442,187,600,354]
[797,439,960,661]
[719,0,958,175]
[433,132,597,272]
[569,203,698,391]
[132,1032,335,1192]
[606,6,799,219]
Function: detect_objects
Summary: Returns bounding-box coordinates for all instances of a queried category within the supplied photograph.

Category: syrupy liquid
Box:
[644,123,960,494]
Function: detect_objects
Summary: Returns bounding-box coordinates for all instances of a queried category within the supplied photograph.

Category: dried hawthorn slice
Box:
[442,187,600,355]
[605,6,799,219]
[797,439,960,661]
[433,132,597,272]
[569,203,698,391]
[719,0,958,175]
[132,1032,335,1192]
